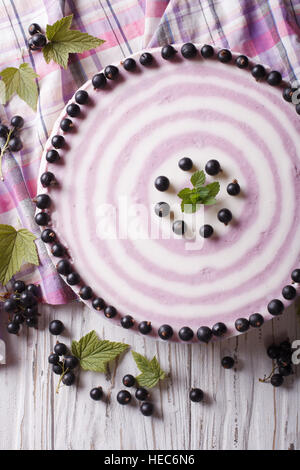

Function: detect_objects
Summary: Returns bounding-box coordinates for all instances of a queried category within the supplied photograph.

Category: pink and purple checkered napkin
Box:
[1,0,300,307]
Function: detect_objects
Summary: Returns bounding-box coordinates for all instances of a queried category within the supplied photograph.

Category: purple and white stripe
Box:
[37,45,300,340]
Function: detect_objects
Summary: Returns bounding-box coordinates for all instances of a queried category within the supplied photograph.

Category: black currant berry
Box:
[62,371,76,386]
[123,58,136,71]
[104,305,117,318]
[178,326,194,341]
[92,297,105,311]
[11,115,24,128]
[49,319,64,335]
[189,388,204,402]
[79,286,93,300]
[40,171,55,187]
[26,316,38,328]
[13,280,26,293]
[172,220,186,235]
[122,374,135,387]
[67,272,81,286]
[41,228,56,243]
[75,90,89,105]
[140,402,154,416]
[28,37,38,51]
[92,73,107,89]
[201,45,214,58]
[235,318,250,332]
[227,181,240,196]
[218,49,232,63]
[212,322,227,337]
[279,340,292,353]
[28,23,41,36]
[277,352,292,368]
[282,285,296,300]
[64,355,79,369]
[51,134,65,149]
[218,209,232,226]
[51,243,65,257]
[283,87,296,103]
[161,45,177,60]
[31,33,47,49]
[90,387,103,400]
[0,124,9,137]
[4,298,17,312]
[197,326,212,343]
[267,71,282,86]
[199,225,214,239]
[54,342,68,356]
[104,65,119,80]
[267,299,284,316]
[66,103,80,117]
[135,387,149,401]
[48,353,59,365]
[35,211,50,226]
[235,55,249,69]
[60,118,73,132]
[24,304,38,318]
[267,344,280,359]
[279,364,293,377]
[291,269,300,283]
[20,291,37,307]
[271,374,284,387]
[181,43,197,59]
[178,157,193,171]
[221,356,235,369]
[13,313,24,324]
[53,363,63,375]
[7,322,20,334]
[205,159,221,175]
[158,324,173,340]
[117,390,131,405]
[56,259,72,275]
[154,202,170,218]
[296,104,300,115]
[36,193,51,209]
[251,64,266,79]
[9,136,23,152]
[138,321,152,335]
[154,175,169,191]
[249,313,264,328]
[121,315,134,329]
[139,52,153,65]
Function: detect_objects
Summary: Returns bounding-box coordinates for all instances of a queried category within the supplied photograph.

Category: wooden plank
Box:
[0,301,299,450]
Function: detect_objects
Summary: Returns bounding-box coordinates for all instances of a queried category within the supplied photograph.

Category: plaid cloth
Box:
[1,0,300,306]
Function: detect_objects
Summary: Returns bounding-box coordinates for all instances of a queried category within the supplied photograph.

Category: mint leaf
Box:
[71,330,129,373]
[43,15,105,69]
[0,225,39,286]
[132,351,166,388]
[191,170,205,188]
[178,188,192,199]
[0,63,38,110]
[202,197,217,205]
[205,182,220,198]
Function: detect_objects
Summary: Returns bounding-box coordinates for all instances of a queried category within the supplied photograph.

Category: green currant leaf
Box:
[0,63,38,110]
[0,81,6,104]
[132,351,166,388]
[43,15,105,69]
[71,330,129,373]
[0,225,39,286]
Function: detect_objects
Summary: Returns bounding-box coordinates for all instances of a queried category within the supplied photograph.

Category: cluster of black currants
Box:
[0,116,24,152]
[114,374,154,416]
[2,280,40,334]
[262,339,295,387]
[27,23,47,51]
[48,340,78,387]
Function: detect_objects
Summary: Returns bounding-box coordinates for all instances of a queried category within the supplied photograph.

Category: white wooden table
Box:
[0,301,299,450]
